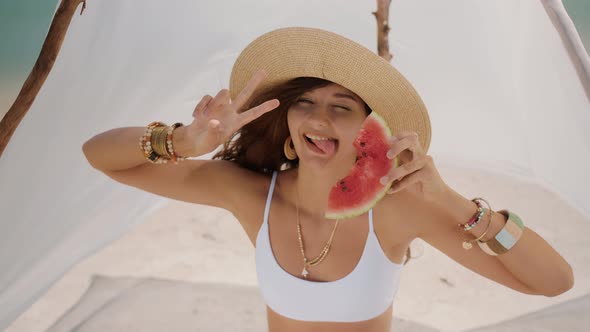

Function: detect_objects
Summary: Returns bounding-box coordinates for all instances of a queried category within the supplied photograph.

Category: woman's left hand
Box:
[381,131,449,203]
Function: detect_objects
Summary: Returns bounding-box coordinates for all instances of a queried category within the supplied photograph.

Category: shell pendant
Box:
[301,266,309,278]
[462,241,473,250]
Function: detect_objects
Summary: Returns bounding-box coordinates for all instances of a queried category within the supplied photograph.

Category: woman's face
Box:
[287,83,368,169]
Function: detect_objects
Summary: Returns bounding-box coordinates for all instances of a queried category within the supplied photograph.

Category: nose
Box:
[307,106,331,127]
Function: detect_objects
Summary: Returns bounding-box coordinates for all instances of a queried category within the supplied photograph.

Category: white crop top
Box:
[255,170,403,322]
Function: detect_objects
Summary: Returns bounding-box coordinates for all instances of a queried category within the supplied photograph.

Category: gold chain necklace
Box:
[295,182,340,279]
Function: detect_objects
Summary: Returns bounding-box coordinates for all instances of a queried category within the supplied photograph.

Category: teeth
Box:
[305,134,335,141]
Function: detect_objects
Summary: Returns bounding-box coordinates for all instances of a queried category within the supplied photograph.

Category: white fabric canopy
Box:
[1,0,588,329]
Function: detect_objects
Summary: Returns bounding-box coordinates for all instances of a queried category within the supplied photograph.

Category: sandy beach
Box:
[5,162,589,332]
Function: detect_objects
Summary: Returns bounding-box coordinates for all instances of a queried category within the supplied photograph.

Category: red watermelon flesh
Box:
[325,112,399,219]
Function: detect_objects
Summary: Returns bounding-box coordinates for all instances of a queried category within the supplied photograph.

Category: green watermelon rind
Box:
[324,112,399,220]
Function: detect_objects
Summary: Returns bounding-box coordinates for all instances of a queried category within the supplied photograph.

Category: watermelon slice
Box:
[325,112,399,219]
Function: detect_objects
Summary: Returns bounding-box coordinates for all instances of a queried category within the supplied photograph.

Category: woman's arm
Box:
[82,125,194,172]
[417,187,574,297]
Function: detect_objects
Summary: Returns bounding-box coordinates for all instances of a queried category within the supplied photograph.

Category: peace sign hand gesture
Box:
[184,69,280,156]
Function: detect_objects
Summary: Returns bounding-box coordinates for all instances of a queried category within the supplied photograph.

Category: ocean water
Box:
[0,0,588,114]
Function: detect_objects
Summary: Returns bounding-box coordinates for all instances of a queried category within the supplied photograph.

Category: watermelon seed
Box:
[360,142,365,147]
[362,152,367,157]
[342,186,347,192]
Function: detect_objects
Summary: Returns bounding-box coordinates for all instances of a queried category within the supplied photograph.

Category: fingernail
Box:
[390,136,398,142]
[387,149,395,159]
[380,176,389,185]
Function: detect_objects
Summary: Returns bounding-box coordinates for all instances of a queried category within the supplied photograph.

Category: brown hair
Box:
[212,76,412,265]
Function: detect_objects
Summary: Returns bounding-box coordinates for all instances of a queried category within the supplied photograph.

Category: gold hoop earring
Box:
[284,136,298,160]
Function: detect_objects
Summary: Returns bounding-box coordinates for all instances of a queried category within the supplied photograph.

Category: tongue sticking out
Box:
[312,139,336,155]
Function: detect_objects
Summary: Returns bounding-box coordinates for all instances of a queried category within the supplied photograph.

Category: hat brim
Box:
[229,27,431,153]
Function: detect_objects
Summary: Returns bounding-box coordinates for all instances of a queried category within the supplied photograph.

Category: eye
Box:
[296,98,313,104]
[295,98,351,111]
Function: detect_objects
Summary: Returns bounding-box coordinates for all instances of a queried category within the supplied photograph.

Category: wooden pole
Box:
[373,0,411,263]
[372,0,393,62]
[0,0,87,158]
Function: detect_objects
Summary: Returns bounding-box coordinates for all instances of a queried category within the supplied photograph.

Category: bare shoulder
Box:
[102,158,272,244]
[102,158,264,208]
[214,164,273,246]
[188,159,270,209]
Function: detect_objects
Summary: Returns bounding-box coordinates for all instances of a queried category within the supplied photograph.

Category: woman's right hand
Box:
[183,69,280,156]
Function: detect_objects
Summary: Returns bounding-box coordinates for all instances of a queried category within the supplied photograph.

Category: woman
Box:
[82,27,574,332]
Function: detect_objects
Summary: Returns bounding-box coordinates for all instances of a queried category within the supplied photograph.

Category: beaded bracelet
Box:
[461,208,493,250]
[457,198,487,231]
[465,200,483,225]
[167,122,188,164]
[477,210,525,256]
[463,200,486,231]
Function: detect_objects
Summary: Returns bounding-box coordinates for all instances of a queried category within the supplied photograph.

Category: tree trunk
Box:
[372,0,393,62]
[0,0,87,158]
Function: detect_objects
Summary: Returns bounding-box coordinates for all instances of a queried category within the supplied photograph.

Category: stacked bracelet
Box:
[457,196,526,255]
[139,121,189,164]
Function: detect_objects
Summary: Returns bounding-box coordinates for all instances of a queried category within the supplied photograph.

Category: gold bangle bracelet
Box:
[151,126,170,158]
[140,122,166,163]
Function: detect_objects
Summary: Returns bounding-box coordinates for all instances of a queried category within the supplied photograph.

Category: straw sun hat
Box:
[229,26,432,153]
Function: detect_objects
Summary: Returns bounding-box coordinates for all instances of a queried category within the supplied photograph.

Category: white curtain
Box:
[1,0,588,329]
